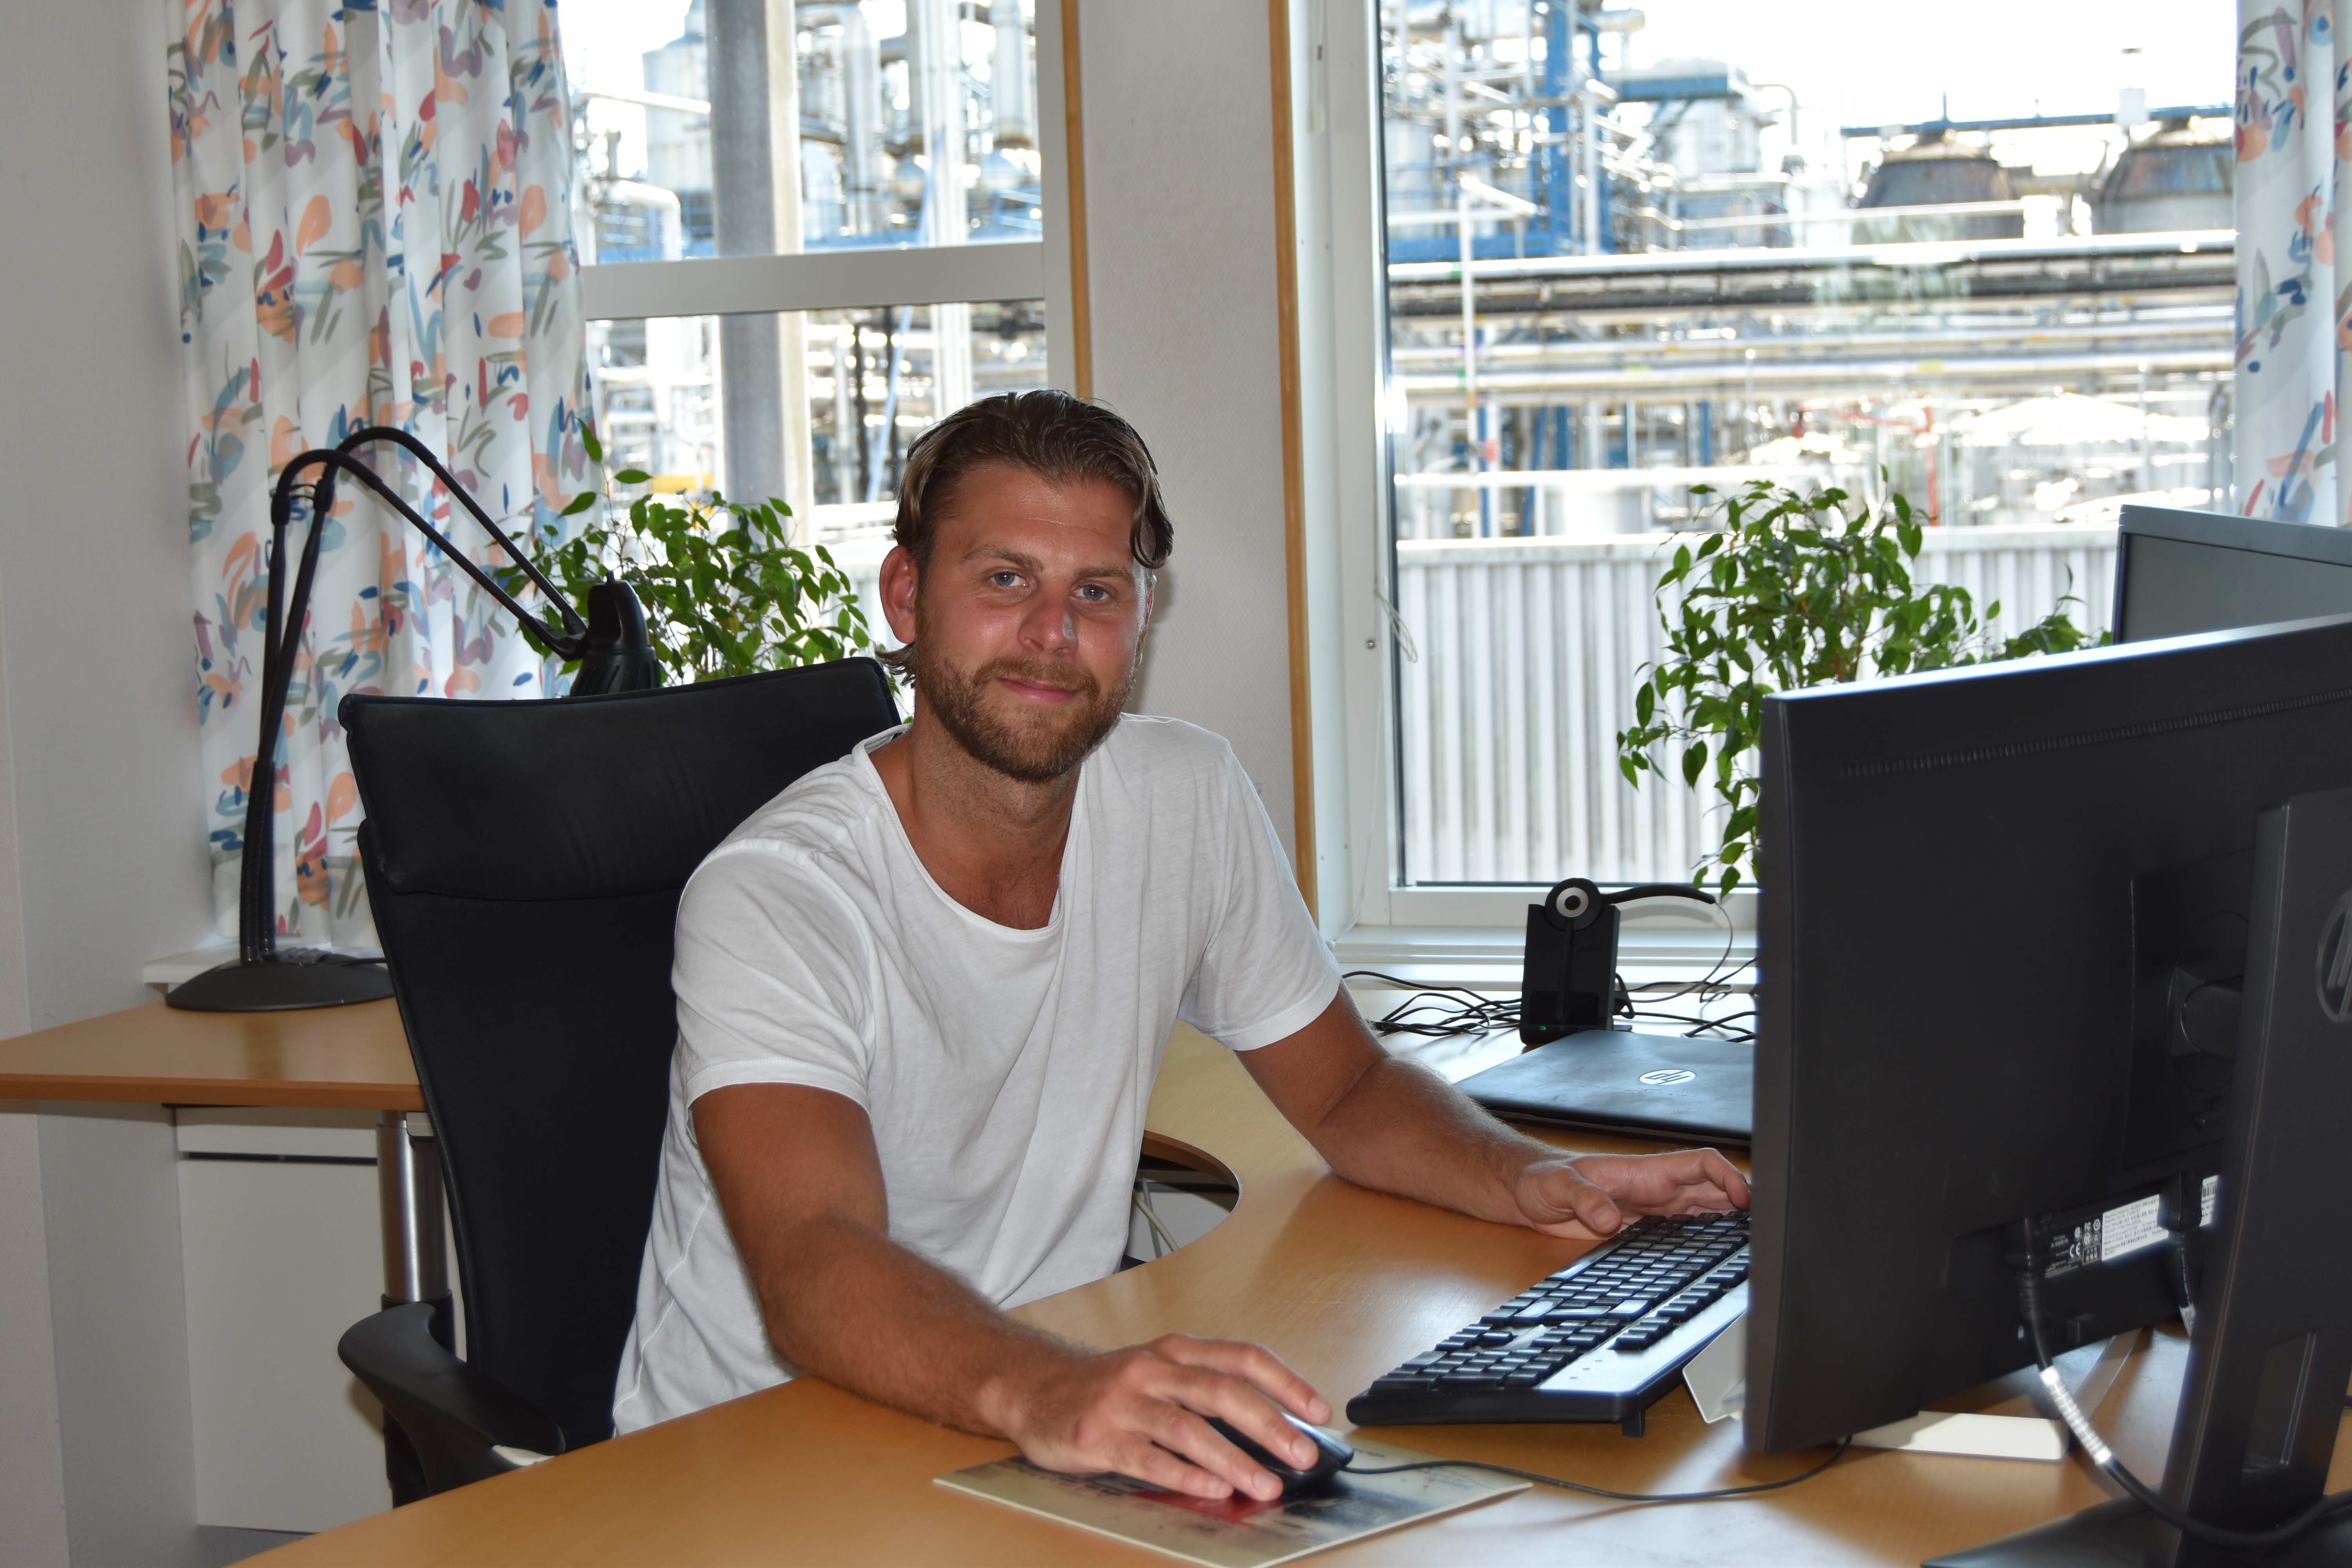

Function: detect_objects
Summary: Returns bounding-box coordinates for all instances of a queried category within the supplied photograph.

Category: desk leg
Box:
[375,1111,453,1505]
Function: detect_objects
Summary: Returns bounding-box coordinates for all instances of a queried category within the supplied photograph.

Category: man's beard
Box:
[915,643,1133,785]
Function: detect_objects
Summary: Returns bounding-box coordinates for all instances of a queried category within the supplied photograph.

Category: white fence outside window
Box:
[1394,524,2120,886]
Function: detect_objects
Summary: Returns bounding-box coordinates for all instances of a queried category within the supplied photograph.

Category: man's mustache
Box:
[976,658,1101,700]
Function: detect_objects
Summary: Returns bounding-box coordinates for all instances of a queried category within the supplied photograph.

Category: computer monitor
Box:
[2114,505,2352,642]
[1741,614,2352,1559]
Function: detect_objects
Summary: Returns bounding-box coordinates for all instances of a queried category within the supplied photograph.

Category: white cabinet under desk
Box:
[175,1108,463,1536]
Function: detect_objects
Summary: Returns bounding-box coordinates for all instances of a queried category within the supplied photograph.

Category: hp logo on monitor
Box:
[1639,1069,1697,1087]
[2320,891,2352,1025]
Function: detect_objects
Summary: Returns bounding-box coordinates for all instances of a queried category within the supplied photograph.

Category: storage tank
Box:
[1854,132,2022,243]
[2094,122,2232,234]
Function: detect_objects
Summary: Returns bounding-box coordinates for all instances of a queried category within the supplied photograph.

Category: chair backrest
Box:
[343,659,899,1450]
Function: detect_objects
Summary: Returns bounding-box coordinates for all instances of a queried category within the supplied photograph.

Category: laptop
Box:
[1455,1027,1753,1146]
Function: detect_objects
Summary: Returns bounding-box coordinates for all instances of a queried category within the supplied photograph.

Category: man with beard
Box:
[611,392,1746,1501]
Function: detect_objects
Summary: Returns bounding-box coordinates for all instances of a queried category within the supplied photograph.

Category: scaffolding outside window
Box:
[588,302,1048,613]
[560,0,1053,542]
[1377,0,2232,891]
[567,0,1042,263]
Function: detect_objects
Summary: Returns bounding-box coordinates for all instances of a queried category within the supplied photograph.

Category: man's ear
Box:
[878,545,920,646]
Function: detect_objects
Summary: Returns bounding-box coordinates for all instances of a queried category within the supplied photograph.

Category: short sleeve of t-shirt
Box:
[1174,748,1341,1052]
[671,840,880,1111]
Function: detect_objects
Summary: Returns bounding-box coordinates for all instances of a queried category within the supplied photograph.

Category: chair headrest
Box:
[343,659,898,901]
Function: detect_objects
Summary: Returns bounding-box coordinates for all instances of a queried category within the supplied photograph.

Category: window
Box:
[1320,0,2233,933]
[559,0,1069,607]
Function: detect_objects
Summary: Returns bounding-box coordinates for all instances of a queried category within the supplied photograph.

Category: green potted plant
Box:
[502,423,877,687]
[1615,480,2100,895]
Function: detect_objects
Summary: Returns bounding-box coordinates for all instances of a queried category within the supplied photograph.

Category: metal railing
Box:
[1395,523,2119,885]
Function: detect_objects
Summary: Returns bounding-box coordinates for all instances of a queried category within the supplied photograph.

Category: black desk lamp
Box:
[170,425,661,1012]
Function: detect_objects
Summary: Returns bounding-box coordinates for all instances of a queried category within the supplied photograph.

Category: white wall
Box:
[0,0,209,1033]
[1077,0,1300,862]
[0,0,218,1562]
[0,1102,67,1564]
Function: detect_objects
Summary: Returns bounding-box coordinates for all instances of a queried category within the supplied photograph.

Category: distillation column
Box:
[911,0,974,419]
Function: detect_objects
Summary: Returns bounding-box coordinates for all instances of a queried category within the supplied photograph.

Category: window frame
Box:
[573,0,1085,478]
[1279,0,1756,955]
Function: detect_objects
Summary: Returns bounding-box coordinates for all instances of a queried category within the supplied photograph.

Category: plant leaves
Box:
[1615,477,2094,888]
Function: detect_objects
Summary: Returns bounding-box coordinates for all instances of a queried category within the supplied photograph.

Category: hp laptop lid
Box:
[1457,1029,1753,1146]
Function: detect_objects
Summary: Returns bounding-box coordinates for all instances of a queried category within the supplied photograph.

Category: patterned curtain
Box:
[170,0,593,947]
[2234,0,2347,525]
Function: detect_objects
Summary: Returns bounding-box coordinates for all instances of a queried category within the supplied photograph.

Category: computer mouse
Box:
[1206,1413,1355,1499]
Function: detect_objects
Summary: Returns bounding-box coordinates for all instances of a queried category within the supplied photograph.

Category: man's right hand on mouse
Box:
[973,1332,1332,1502]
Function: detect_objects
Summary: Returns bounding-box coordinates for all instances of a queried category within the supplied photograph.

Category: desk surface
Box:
[251,1023,2320,1568]
[0,998,419,1110]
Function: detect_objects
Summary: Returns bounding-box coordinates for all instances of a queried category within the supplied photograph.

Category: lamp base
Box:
[167,951,396,1012]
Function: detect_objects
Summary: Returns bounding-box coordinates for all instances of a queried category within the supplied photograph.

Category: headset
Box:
[1518,878,1718,1046]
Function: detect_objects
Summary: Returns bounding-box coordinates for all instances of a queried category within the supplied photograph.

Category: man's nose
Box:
[1019,589,1078,653]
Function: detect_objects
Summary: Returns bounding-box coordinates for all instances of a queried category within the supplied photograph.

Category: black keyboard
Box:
[1345,1210,1750,1426]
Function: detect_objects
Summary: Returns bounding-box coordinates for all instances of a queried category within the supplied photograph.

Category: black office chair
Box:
[334,658,900,1501]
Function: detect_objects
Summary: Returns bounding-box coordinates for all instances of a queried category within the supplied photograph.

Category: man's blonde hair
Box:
[880,391,1172,679]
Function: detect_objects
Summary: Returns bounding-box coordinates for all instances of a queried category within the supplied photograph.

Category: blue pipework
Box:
[1477,402,1492,535]
[1586,8,1612,256]
[1538,1,1572,257]
[1388,2,1611,266]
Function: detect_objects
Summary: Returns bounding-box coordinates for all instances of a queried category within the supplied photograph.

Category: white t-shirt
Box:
[611,714,1341,1433]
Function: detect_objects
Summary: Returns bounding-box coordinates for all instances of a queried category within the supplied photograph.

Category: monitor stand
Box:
[1929,1499,2352,1568]
[1931,786,2352,1568]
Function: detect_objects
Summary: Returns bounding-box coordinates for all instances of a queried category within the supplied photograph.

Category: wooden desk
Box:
[0,998,442,1326]
[0,998,418,1111]
[245,1024,2316,1567]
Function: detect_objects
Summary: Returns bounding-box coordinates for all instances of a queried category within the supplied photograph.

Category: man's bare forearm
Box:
[1294,1053,1558,1224]
[695,1081,1334,1499]
[748,1210,1073,1437]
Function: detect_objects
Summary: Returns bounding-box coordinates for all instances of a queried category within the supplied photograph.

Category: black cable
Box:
[1341,971,1494,1005]
[1342,971,1523,1038]
[1361,996,1520,1038]
[1615,898,1745,1005]
[1346,976,1757,1043]
[1621,1006,1757,1042]
[2167,1229,2199,1339]
[2013,1226,2352,1551]
[1346,1437,1849,1503]
[1345,957,1759,1044]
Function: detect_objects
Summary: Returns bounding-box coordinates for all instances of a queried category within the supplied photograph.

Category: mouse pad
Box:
[936,1433,1526,1567]
[1455,1029,1753,1145]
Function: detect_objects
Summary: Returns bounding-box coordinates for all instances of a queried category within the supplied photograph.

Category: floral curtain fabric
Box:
[170,0,592,946]
[2234,0,2348,526]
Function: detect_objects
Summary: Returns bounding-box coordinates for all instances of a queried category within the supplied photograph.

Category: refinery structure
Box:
[568,0,2231,543]
[1379,2,2230,541]
[571,0,1051,522]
